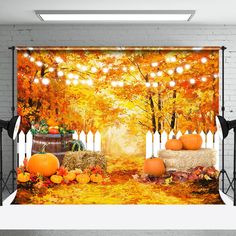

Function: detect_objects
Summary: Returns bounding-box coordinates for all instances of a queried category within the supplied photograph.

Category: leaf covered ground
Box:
[13,155,224,204]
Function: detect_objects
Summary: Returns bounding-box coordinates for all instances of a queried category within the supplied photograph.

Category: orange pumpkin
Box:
[64,172,76,182]
[143,157,166,177]
[50,175,63,184]
[76,174,90,184]
[165,138,183,150]
[17,172,30,183]
[28,145,59,177]
[90,174,103,183]
[180,134,202,150]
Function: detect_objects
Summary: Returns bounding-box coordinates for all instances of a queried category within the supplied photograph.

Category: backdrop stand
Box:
[2,46,17,196]
[219,46,232,194]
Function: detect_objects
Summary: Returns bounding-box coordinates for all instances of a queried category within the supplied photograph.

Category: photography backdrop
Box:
[13,46,222,204]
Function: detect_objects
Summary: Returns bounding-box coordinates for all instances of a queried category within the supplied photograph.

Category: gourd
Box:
[50,175,63,184]
[180,134,202,150]
[165,137,183,151]
[28,144,59,177]
[76,174,90,184]
[90,174,103,183]
[17,172,30,182]
[64,171,76,181]
[143,157,166,177]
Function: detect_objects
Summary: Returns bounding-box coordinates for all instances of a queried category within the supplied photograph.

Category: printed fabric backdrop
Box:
[14,47,224,204]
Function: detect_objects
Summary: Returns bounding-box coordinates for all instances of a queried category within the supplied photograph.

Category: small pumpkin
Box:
[28,144,59,177]
[48,127,60,134]
[143,157,166,177]
[64,171,76,182]
[165,137,183,151]
[90,174,103,183]
[76,174,90,184]
[180,134,202,150]
[50,175,63,184]
[17,172,30,183]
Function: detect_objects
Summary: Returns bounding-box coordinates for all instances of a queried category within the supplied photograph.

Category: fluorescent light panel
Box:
[36,10,195,22]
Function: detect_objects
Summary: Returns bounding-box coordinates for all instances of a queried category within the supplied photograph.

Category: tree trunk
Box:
[149,94,157,133]
[170,90,177,130]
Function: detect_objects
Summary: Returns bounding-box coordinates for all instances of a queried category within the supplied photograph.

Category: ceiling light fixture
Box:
[35,10,195,22]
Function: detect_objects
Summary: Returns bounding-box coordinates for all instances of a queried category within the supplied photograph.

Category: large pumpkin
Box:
[165,138,182,151]
[180,134,202,150]
[143,157,166,177]
[28,145,59,177]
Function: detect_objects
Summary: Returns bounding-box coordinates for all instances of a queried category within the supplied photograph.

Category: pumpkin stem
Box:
[40,144,48,153]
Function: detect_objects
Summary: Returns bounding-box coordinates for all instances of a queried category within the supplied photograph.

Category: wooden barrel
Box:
[32,134,73,164]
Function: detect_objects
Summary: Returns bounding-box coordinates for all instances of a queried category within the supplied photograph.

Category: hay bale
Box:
[158,148,216,171]
[62,151,107,172]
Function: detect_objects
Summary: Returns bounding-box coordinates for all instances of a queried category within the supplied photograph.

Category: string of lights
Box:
[20,49,219,88]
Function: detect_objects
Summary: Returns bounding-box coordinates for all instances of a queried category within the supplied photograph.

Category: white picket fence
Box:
[17,130,101,166]
[146,130,220,168]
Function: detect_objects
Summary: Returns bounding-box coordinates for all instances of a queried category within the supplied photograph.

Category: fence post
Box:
[207,131,214,148]
[79,131,86,148]
[87,131,94,151]
[153,131,160,157]
[161,131,168,149]
[73,131,79,140]
[18,131,25,167]
[94,131,101,152]
[26,131,32,159]
[146,131,152,158]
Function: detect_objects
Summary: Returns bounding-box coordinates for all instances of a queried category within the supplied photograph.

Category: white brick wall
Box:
[0,24,236,189]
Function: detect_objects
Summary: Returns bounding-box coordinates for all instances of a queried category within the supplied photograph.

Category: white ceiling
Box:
[0,0,235,24]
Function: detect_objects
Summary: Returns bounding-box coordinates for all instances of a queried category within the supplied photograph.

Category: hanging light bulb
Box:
[23,53,29,58]
[36,61,43,67]
[151,62,158,67]
[29,57,35,62]
[49,67,54,72]
[57,71,64,77]
[122,67,128,72]
[68,73,74,79]
[168,69,174,75]
[81,66,88,71]
[169,81,176,87]
[55,57,63,63]
[66,79,71,85]
[118,81,124,87]
[145,82,151,87]
[74,75,79,80]
[184,64,191,70]
[42,78,50,85]
[111,81,118,87]
[76,63,81,69]
[102,68,109,73]
[91,67,97,73]
[153,82,158,88]
[73,80,79,85]
[130,66,135,71]
[28,47,34,51]
[170,57,176,62]
[33,78,39,84]
[201,57,207,63]
[87,79,93,86]
[201,77,207,82]
[157,71,163,77]
[190,78,196,84]
[150,72,156,78]
[176,66,184,74]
